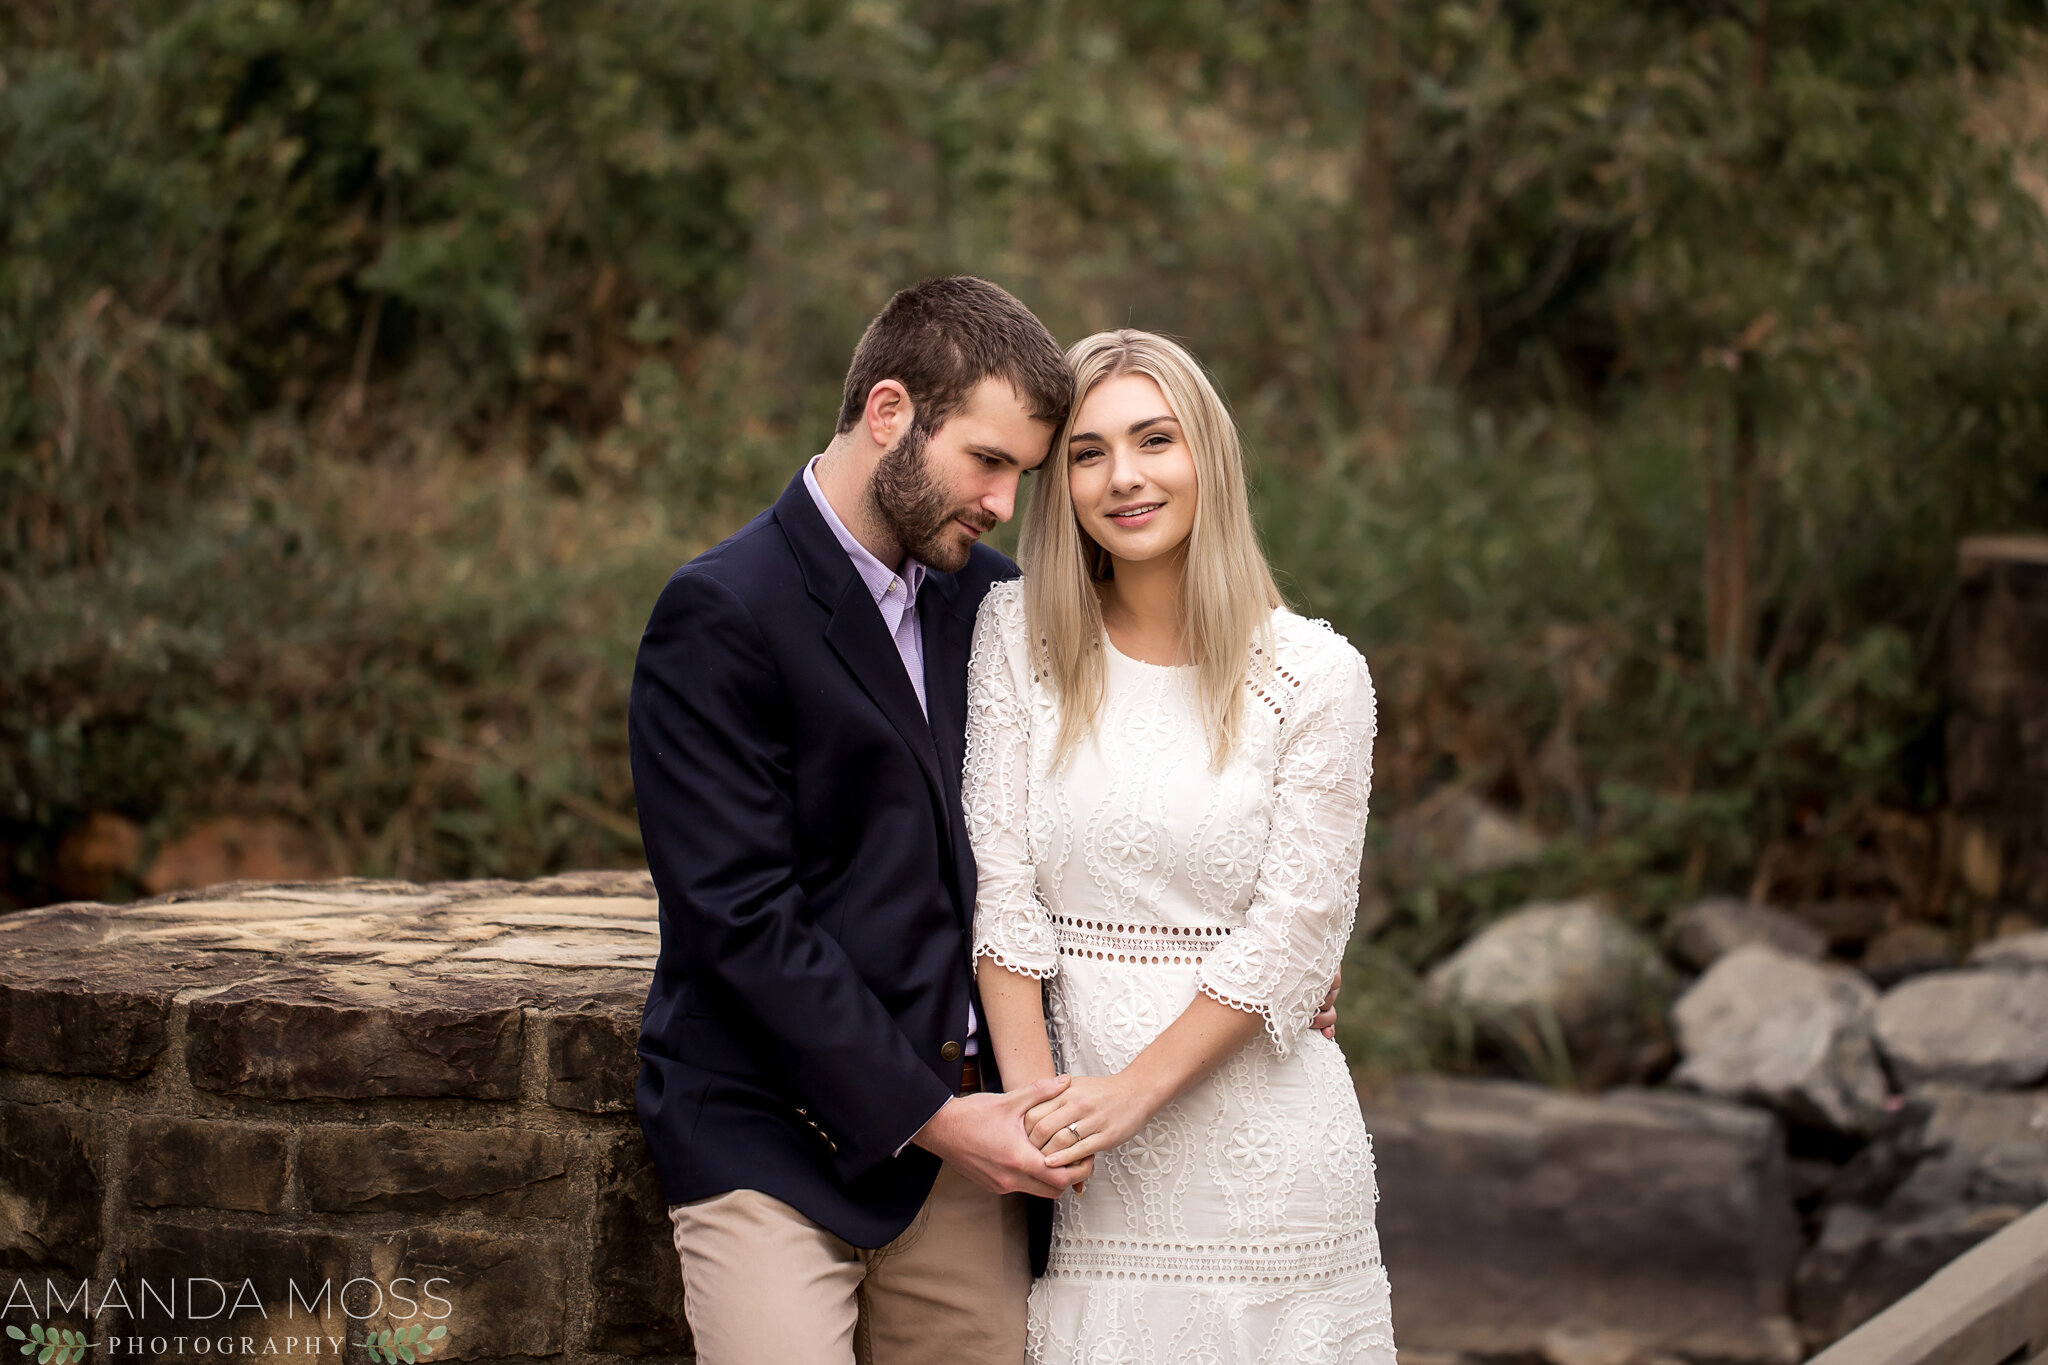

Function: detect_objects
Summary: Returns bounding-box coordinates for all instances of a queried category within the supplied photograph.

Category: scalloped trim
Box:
[1194,979,1297,1057]
[983,576,1026,621]
[973,942,1059,980]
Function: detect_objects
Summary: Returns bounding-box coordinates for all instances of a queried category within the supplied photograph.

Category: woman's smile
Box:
[1106,501,1164,527]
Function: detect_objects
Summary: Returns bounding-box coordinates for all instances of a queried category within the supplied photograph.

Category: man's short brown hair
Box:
[835,277,1071,437]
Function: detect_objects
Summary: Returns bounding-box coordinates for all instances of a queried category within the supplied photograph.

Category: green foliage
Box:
[359,1322,446,1363]
[1,0,898,571]
[4,0,2048,1042]
[8,1324,96,1365]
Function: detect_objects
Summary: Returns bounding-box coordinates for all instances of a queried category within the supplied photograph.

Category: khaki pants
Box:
[667,1165,1029,1365]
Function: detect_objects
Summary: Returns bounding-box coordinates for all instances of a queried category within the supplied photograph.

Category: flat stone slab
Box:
[0,873,657,1095]
[1359,1074,1803,1364]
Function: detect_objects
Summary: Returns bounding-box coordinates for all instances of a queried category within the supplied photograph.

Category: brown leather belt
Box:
[956,1056,981,1096]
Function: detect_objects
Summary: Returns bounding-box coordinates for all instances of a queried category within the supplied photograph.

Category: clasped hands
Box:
[1022,972,1343,1178]
[922,973,1338,1198]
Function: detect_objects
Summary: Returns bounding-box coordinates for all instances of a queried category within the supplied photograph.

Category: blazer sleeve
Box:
[630,568,954,1176]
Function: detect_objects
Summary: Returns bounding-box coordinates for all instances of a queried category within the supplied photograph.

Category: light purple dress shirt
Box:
[801,458,979,1126]
[803,456,927,715]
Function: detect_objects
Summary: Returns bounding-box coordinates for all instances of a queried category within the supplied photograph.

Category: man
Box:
[631,278,1339,1364]
[632,277,1080,1365]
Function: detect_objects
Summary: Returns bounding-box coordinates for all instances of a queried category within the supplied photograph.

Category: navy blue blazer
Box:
[631,469,1028,1252]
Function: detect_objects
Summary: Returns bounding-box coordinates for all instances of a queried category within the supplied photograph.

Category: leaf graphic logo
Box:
[7,1325,97,1364]
[356,1324,448,1363]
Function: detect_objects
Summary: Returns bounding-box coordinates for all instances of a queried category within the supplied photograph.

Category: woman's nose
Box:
[1106,447,1144,494]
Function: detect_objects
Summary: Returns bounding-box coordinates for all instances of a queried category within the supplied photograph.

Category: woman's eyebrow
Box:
[1067,415,1179,446]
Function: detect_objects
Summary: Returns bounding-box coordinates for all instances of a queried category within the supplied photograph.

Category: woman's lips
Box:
[1105,502,1162,529]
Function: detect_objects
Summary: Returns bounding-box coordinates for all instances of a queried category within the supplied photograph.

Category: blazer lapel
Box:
[823,582,947,800]
[777,472,949,807]
[921,569,990,932]
[919,571,968,807]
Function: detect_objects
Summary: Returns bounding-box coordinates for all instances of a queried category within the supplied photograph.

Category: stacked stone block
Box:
[0,873,685,1365]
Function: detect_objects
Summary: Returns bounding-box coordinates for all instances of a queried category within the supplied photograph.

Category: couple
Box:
[630,278,1392,1365]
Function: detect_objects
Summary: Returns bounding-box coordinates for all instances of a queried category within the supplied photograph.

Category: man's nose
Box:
[984,474,1017,524]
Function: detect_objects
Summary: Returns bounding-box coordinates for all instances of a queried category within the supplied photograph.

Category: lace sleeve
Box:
[1197,639,1376,1055]
[965,584,1059,978]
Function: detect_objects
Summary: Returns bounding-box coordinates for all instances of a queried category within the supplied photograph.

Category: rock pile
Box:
[1378,894,2048,1361]
[1663,924,2048,1348]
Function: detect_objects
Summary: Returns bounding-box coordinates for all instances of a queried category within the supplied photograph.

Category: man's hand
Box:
[911,1075,1095,1198]
[1313,968,1342,1040]
[1024,1073,1160,1168]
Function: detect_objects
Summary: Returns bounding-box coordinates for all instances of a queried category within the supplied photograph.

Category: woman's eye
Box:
[1143,433,1171,449]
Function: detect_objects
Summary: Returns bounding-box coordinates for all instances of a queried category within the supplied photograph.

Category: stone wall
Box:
[1949,535,2048,919]
[0,873,678,1365]
[5,872,2042,1365]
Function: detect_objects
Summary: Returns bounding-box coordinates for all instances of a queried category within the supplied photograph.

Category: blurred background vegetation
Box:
[5,0,2047,1070]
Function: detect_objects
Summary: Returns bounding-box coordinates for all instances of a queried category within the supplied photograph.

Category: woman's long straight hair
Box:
[1020,329,1282,768]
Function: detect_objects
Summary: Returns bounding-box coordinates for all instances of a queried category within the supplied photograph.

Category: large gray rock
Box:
[1428,899,1673,1085]
[1395,790,1546,879]
[1666,898,1826,971]
[1359,1075,1802,1364]
[1899,1084,2048,1208]
[1792,1084,2048,1347]
[1971,929,2048,969]
[1872,968,2048,1088]
[1671,945,1889,1134]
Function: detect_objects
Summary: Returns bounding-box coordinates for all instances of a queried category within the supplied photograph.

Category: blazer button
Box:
[940,1041,962,1062]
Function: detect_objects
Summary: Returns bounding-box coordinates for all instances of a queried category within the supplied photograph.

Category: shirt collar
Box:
[802,455,927,607]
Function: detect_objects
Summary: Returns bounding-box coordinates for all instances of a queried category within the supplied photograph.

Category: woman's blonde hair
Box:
[1020,329,1281,767]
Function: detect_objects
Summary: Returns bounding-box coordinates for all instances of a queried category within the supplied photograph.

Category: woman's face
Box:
[1066,373,1199,570]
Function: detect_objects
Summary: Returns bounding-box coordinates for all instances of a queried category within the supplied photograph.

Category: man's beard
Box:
[868,422,991,573]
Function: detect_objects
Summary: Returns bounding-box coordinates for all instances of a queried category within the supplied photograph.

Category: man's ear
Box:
[864,379,913,450]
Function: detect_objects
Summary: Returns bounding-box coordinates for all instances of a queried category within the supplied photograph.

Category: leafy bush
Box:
[4,0,2048,1033]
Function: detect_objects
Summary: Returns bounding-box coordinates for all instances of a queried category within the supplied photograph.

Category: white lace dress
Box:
[965,581,1395,1365]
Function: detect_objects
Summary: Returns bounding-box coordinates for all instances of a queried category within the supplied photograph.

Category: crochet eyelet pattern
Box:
[961,581,1394,1364]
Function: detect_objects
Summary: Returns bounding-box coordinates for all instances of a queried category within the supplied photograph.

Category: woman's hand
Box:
[1024,1072,1163,1168]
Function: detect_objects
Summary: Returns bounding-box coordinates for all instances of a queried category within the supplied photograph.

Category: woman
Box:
[966,328,1394,1364]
